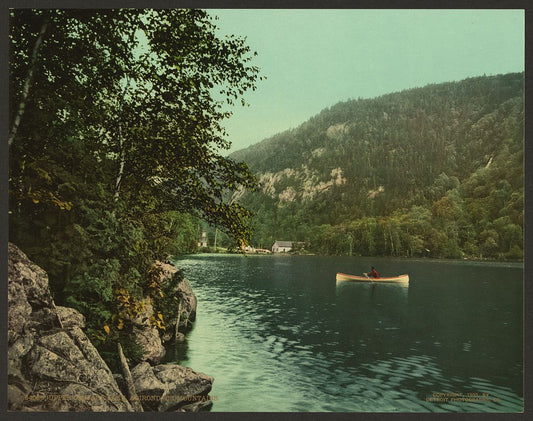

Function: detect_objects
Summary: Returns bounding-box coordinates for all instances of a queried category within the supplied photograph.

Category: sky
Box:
[205,9,524,154]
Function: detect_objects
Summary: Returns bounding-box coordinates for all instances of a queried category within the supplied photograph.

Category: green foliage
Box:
[9,8,261,362]
[152,269,185,333]
[94,331,146,374]
[165,212,199,255]
[233,73,523,260]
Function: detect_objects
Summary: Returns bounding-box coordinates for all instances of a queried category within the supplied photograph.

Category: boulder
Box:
[8,243,213,412]
[131,362,213,412]
[8,244,60,344]
[24,327,133,411]
[180,400,214,412]
[113,374,127,396]
[175,276,197,330]
[7,243,134,412]
[174,332,186,343]
[155,261,197,342]
[130,362,166,411]
[127,260,199,360]
[155,364,213,412]
[130,299,166,363]
[56,306,86,329]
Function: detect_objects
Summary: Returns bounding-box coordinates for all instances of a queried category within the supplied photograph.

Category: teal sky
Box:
[206,9,524,154]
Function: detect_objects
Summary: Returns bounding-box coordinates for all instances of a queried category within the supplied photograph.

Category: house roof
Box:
[273,241,293,247]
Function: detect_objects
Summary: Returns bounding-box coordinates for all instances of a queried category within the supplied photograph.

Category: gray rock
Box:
[175,277,197,329]
[113,374,127,397]
[154,364,213,412]
[7,383,29,410]
[8,334,34,374]
[130,300,166,363]
[181,400,213,412]
[8,242,213,412]
[8,243,54,310]
[7,243,134,412]
[131,362,214,412]
[131,362,166,411]
[131,261,198,353]
[7,278,32,344]
[155,261,197,340]
[56,306,86,329]
[8,243,60,344]
[174,332,186,343]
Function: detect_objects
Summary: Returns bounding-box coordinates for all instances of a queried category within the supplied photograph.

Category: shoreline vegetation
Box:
[188,248,523,264]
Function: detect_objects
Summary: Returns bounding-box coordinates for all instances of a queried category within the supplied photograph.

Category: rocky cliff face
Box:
[156,260,197,339]
[8,242,133,411]
[130,260,198,362]
[8,243,213,412]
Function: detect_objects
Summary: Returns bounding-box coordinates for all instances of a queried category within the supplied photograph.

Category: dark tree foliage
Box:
[232,73,524,260]
[9,9,260,355]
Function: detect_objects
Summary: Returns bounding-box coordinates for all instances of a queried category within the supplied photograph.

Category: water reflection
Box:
[170,255,523,412]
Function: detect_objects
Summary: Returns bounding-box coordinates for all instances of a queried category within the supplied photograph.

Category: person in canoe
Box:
[364,266,380,279]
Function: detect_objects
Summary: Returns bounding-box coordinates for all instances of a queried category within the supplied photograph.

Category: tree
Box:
[10,9,260,246]
[9,9,262,357]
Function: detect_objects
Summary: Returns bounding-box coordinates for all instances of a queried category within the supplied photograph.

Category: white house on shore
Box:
[272,241,293,253]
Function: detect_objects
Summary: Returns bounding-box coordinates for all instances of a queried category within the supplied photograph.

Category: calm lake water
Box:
[167,254,523,412]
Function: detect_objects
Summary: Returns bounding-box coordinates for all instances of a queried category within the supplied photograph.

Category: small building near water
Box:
[198,230,208,248]
[272,241,293,253]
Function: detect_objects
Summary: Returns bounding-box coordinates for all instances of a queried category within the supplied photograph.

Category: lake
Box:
[167,254,523,412]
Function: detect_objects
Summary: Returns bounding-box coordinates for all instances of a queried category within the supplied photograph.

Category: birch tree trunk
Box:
[113,75,132,201]
[8,19,49,148]
[114,121,125,200]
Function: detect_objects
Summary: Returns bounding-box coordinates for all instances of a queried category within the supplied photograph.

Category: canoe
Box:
[336,272,409,284]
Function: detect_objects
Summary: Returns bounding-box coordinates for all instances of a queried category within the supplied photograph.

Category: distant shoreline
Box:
[172,251,523,266]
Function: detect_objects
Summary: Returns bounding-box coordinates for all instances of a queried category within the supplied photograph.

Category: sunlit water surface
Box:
[167,254,523,412]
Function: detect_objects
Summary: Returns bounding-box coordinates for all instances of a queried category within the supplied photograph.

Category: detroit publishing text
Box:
[425,392,500,403]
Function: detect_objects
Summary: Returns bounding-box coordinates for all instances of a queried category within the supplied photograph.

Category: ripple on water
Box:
[368,365,392,376]
[393,398,427,412]
[491,392,524,409]
[386,377,405,387]
[382,390,402,400]
[361,389,380,399]
[174,255,523,413]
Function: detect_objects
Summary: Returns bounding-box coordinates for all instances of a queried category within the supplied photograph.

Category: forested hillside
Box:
[231,73,524,259]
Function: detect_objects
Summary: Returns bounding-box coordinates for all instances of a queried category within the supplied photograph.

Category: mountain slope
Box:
[231,73,524,259]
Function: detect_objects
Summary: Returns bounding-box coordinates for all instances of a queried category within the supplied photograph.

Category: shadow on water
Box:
[163,337,189,364]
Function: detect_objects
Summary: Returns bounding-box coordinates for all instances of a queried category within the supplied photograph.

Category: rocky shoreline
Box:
[7,242,213,412]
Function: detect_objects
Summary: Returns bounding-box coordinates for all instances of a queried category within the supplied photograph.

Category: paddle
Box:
[363,272,376,284]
